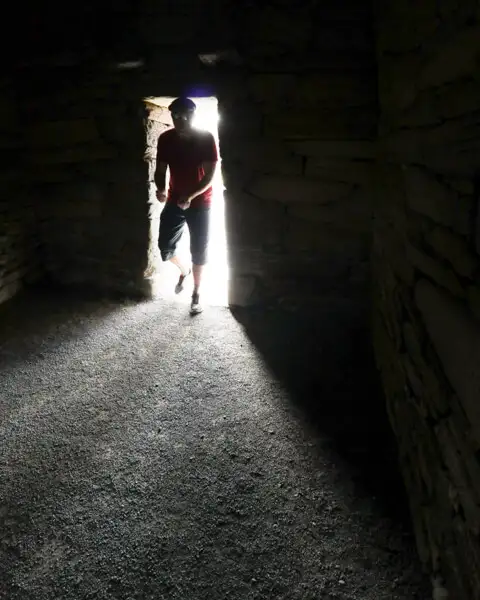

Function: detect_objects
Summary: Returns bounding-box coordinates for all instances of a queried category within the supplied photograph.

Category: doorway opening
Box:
[144,96,228,307]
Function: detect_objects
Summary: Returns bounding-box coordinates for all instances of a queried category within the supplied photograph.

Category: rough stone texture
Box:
[0,0,377,308]
[0,87,44,304]
[4,1,479,596]
[373,2,480,598]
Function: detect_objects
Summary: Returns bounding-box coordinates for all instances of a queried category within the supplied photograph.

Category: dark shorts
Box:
[158,203,210,266]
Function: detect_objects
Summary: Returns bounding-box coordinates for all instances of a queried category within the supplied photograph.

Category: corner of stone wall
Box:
[373,3,480,596]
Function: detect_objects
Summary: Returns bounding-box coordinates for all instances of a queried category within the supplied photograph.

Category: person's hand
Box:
[177,195,191,210]
[156,190,167,203]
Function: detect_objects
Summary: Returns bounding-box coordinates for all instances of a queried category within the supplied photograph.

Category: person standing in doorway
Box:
[155,97,219,314]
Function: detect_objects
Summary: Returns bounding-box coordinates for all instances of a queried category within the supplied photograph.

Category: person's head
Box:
[169,97,196,136]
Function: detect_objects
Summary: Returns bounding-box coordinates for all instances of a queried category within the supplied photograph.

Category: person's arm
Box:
[154,160,168,200]
[187,161,217,202]
[155,132,169,202]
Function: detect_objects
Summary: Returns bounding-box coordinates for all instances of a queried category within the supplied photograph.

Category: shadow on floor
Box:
[0,283,133,368]
[231,296,411,525]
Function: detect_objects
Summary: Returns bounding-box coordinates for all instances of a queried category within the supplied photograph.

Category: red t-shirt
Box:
[156,128,219,208]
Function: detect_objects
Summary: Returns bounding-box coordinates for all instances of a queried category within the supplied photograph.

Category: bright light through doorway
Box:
[148,97,228,307]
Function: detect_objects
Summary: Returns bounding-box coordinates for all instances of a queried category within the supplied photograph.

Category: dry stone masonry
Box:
[1,0,480,597]
[373,1,480,597]
[0,85,44,303]
[0,0,377,307]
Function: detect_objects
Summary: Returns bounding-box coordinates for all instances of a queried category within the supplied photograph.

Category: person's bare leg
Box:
[170,255,191,294]
[190,264,205,313]
[192,263,204,293]
[169,255,189,276]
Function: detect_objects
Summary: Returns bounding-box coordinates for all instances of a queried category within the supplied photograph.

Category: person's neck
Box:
[177,128,194,140]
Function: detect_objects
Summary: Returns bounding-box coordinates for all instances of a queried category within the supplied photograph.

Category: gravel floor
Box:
[0,289,430,600]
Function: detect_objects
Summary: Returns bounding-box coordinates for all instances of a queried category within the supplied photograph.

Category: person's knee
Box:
[160,249,174,262]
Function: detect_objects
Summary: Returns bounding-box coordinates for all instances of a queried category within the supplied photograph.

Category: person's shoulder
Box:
[194,128,213,139]
[158,128,176,142]
[195,129,216,145]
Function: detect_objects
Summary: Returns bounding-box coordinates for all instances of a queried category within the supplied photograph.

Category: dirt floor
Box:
[0,288,430,599]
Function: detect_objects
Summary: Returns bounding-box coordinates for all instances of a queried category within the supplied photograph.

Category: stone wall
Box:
[15,70,152,296]
[373,1,480,597]
[216,1,377,305]
[0,0,377,307]
[0,82,43,304]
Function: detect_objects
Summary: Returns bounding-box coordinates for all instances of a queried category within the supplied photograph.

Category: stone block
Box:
[75,159,149,184]
[385,116,480,177]
[376,3,438,54]
[104,182,149,217]
[415,278,480,443]
[448,402,480,496]
[97,114,145,147]
[293,73,376,109]
[264,108,376,140]
[287,194,372,234]
[449,517,480,598]
[46,198,102,219]
[402,355,425,405]
[2,267,28,286]
[221,139,303,177]
[218,109,262,139]
[466,286,480,321]
[435,421,480,533]
[305,157,373,185]
[404,166,470,235]
[228,274,260,307]
[219,137,285,163]
[437,0,478,22]
[246,175,352,205]
[247,74,296,105]
[407,243,464,297]
[225,193,286,250]
[419,24,480,89]
[221,164,255,193]
[137,14,194,45]
[444,177,475,195]
[403,321,425,367]
[30,143,117,165]
[284,216,368,260]
[378,262,406,351]
[30,166,75,183]
[227,249,265,277]
[0,279,22,304]
[28,118,101,148]
[248,7,312,51]
[377,53,421,114]
[377,229,415,285]
[289,140,375,160]
[426,227,478,279]
[411,79,480,124]
[373,312,408,418]
[421,362,451,417]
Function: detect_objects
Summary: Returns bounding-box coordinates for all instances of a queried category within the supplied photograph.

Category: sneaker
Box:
[175,269,191,294]
[190,292,203,314]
